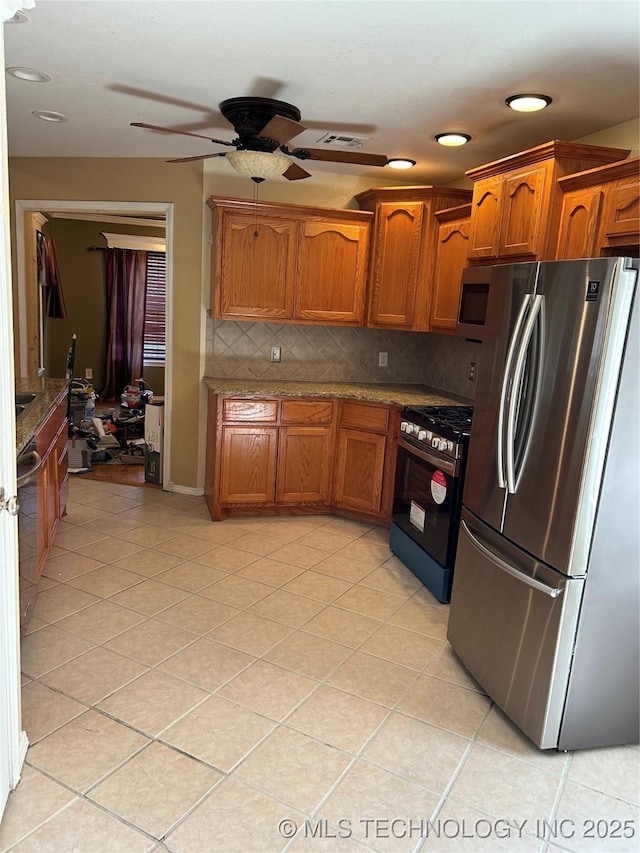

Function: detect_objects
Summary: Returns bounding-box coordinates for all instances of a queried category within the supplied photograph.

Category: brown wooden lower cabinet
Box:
[218,426,278,504]
[206,393,398,525]
[276,426,332,503]
[35,392,69,575]
[333,428,386,515]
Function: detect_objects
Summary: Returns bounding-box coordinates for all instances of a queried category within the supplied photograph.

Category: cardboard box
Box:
[144,401,164,484]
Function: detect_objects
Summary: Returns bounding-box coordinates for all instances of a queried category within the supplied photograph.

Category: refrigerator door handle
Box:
[461,520,564,598]
[497,294,532,488]
[506,294,544,493]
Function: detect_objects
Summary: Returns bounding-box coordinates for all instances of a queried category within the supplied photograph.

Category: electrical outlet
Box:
[378,352,388,367]
[85,368,93,380]
[469,362,477,381]
[270,346,281,363]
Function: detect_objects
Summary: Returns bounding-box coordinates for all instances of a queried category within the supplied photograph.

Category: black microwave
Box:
[456,266,493,339]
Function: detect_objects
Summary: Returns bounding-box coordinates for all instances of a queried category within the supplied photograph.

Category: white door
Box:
[0,6,30,821]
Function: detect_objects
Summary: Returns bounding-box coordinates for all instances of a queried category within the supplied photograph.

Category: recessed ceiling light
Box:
[434,133,472,147]
[6,66,52,83]
[387,158,416,170]
[32,110,69,123]
[505,94,552,112]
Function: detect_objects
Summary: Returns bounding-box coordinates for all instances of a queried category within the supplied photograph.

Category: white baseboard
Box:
[168,483,205,496]
[13,732,29,788]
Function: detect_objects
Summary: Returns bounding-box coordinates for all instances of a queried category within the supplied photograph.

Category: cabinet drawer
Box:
[281,399,333,424]
[340,401,390,433]
[222,398,278,422]
[36,398,68,454]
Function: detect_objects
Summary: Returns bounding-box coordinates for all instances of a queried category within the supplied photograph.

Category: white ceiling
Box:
[3,0,639,184]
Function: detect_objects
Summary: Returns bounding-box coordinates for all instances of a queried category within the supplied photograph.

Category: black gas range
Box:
[400,405,474,463]
[391,404,474,603]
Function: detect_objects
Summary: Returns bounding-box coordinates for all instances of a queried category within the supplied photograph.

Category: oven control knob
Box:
[417,429,427,441]
[400,421,409,433]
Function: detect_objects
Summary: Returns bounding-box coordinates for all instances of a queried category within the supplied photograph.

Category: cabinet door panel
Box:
[277,426,332,503]
[54,420,69,519]
[333,429,386,514]
[368,203,423,327]
[431,217,470,332]
[556,188,603,259]
[499,166,548,257]
[468,178,502,259]
[296,221,368,324]
[600,182,640,240]
[219,426,277,503]
[219,215,296,319]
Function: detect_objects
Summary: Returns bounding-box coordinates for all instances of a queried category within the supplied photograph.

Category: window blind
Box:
[144,251,166,366]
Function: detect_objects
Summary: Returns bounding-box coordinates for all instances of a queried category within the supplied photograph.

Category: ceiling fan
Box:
[131,96,391,182]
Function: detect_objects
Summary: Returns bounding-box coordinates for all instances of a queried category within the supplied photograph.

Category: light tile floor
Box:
[1,478,638,853]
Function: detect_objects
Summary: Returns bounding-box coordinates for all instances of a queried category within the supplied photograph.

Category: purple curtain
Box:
[37,232,68,319]
[103,248,148,401]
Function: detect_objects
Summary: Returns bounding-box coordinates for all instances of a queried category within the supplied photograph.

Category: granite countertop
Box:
[204,377,473,408]
[16,377,70,457]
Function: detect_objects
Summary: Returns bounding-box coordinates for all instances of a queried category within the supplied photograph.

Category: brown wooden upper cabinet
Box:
[556,157,640,259]
[466,141,630,265]
[430,203,472,334]
[354,186,472,331]
[208,196,372,325]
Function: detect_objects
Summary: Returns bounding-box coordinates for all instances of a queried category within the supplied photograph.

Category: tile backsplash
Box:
[206,319,481,400]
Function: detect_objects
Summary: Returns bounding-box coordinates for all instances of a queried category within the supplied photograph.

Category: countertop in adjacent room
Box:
[15,378,69,457]
[204,377,473,408]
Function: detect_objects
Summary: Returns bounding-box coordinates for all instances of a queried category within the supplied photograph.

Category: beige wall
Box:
[575,118,639,157]
[9,158,203,490]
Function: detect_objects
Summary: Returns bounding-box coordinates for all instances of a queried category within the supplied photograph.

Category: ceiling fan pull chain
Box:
[252,178,264,237]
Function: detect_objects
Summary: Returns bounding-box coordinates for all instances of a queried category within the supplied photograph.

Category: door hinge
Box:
[0,487,19,516]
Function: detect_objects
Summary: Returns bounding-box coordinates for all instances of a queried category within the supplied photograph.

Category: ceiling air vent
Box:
[316,133,369,149]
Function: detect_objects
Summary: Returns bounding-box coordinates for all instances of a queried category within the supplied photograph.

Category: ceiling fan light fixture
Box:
[226,150,292,181]
[505,94,552,112]
[435,133,471,147]
[387,158,416,170]
[6,66,52,83]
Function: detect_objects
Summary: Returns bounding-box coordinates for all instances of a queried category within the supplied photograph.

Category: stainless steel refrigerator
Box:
[447,257,639,750]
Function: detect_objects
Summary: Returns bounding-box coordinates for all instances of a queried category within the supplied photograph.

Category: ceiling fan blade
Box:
[283,162,312,181]
[260,115,307,145]
[166,152,229,163]
[292,148,389,167]
[131,122,234,146]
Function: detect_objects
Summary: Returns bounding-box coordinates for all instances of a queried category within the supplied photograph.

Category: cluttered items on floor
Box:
[68,408,147,473]
[67,378,162,483]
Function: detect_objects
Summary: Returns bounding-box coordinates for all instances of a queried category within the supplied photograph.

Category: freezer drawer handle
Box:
[461,521,563,598]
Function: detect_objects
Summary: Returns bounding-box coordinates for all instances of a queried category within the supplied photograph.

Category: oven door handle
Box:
[397,436,459,477]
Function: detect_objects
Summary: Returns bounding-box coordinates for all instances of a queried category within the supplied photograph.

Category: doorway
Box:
[14,200,174,488]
